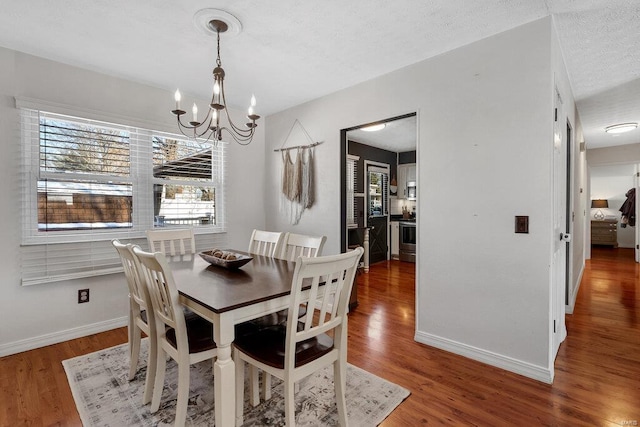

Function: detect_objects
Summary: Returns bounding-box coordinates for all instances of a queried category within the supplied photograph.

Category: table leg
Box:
[214,317,235,427]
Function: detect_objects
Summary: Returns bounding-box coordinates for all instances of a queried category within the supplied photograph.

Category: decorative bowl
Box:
[199,250,253,269]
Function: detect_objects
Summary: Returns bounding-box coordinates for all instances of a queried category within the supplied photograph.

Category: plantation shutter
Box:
[347,155,359,227]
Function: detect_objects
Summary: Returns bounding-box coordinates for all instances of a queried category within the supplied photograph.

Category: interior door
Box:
[634,165,640,262]
[552,87,568,362]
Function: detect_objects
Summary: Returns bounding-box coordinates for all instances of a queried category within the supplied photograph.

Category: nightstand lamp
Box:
[591,199,608,220]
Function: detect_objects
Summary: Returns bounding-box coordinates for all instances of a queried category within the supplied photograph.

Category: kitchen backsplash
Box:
[390,198,416,215]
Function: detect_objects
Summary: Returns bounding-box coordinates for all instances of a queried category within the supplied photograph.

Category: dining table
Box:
[169,250,301,427]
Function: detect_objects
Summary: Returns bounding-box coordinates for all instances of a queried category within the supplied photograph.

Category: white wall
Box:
[264,18,581,381]
[0,48,266,355]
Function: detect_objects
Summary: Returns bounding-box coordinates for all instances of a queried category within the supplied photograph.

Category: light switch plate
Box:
[515,216,529,234]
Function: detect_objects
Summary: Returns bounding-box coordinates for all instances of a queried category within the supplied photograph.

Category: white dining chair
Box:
[146,228,196,256]
[133,246,218,427]
[259,232,327,398]
[112,239,157,406]
[234,247,363,427]
[277,232,326,261]
[247,229,284,257]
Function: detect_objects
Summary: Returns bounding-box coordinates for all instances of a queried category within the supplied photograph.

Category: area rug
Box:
[63,339,409,426]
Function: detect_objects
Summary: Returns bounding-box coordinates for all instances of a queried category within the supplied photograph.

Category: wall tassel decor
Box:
[275,120,322,224]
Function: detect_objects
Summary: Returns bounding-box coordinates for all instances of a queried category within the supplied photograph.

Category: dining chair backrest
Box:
[277,232,326,261]
[146,228,196,256]
[112,239,151,316]
[284,246,363,370]
[133,247,188,350]
[248,229,284,257]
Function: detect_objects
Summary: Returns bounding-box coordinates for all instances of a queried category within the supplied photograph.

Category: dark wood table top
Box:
[171,250,298,314]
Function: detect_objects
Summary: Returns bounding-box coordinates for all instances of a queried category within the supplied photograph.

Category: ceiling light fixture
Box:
[604,123,637,134]
[172,10,259,145]
[361,123,386,132]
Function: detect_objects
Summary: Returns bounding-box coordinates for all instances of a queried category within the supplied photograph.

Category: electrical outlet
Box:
[78,288,90,304]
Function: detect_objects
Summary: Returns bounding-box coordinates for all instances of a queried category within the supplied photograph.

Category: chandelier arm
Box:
[219,126,254,145]
[175,114,216,142]
[219,86,257,135]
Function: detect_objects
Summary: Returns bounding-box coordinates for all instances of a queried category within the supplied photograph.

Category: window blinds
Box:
[19,109,228,286]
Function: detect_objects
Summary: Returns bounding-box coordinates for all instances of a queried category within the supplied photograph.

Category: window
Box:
[20,108,227,285]
[37,113,133,231]
[152,135,220,227]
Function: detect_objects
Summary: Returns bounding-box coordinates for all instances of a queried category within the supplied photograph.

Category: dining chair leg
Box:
[334,360,348,426]
[284,379,296,427]
[129,325,142,381]
[249,365,260,406]
[150,347,167,413]
[234,348,245,426]
[174,361,191,427]
[142,337,157,405]
[262,371,272,401]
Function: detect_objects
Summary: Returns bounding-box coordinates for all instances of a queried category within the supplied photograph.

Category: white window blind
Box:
[19,109,227,286]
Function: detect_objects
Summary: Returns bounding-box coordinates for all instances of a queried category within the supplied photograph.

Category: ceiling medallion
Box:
[172,9,259,145]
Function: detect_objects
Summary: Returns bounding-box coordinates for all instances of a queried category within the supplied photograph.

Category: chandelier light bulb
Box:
[174,89,181,109]
[213,81,220,95]
[251,94,256,107]
[212,109,217,121]
[192,103,198,122]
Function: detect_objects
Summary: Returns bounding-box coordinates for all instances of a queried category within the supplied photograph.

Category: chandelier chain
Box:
[216,30,222,68]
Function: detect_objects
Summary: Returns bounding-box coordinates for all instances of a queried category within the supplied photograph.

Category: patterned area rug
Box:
[63,340,409,426]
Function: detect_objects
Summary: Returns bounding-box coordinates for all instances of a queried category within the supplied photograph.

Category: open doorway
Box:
[589,163,638,258]
[340,113,417,285]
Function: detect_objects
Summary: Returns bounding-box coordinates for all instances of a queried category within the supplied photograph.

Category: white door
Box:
[551,87,568,362]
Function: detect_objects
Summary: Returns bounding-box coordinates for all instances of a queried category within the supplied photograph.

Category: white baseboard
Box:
[414,330,554,384]
[565,262,585,315]
[0,316,127,357]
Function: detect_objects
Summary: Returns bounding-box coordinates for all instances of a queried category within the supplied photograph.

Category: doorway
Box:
[589,163,639,258]
[339,113,417,261]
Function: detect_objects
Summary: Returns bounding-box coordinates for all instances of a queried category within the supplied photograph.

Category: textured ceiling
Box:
[0,0,638,150]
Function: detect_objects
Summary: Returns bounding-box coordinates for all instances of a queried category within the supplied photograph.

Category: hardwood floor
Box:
[1,247,638,426]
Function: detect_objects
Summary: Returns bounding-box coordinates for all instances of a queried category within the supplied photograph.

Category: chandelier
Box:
[171,13,259,145]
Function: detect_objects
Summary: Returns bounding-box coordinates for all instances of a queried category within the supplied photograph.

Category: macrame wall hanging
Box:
[274,119,323,225]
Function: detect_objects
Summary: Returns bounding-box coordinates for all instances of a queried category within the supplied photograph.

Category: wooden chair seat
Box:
[234,325,333,369]
[165,315,216,354]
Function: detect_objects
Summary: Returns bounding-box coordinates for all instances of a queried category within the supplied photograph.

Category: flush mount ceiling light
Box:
[361,123,386,132]
[604,123,638,134]
[171,9,259,145]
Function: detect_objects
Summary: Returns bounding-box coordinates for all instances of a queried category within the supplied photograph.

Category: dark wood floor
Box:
[1,246,638,426]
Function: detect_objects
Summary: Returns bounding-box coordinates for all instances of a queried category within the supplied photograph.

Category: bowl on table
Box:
[199,249,253,269]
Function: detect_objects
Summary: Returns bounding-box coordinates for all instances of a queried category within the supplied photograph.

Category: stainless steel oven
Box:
[399,221,416,262]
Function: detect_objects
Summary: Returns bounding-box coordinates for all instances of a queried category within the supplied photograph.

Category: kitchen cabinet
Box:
[591,219,618,247]
[397,163,416,199]
[390,221,399,259]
